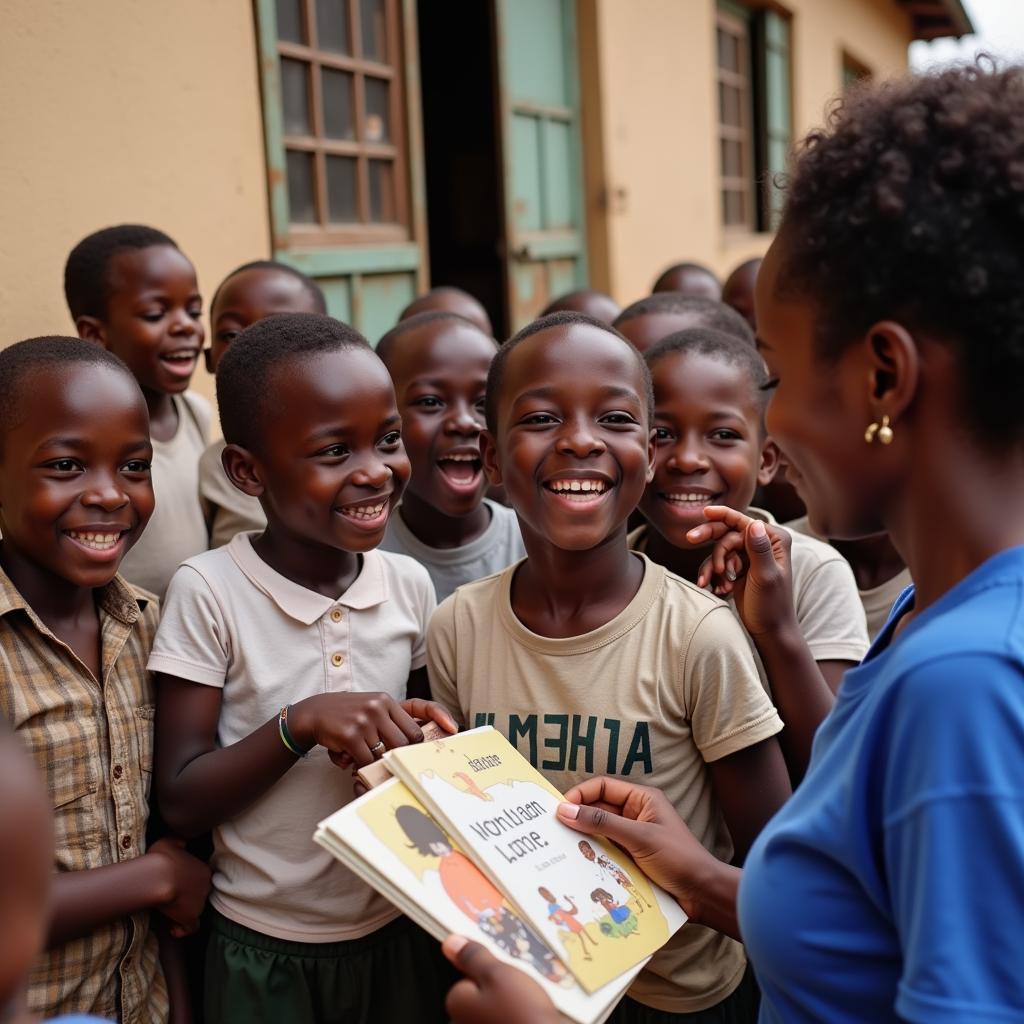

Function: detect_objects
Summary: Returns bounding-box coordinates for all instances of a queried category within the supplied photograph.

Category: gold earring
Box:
[864,415,893,445]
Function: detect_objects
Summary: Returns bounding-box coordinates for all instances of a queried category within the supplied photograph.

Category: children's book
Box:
[382,726,686,995]
[315,777,642,1024]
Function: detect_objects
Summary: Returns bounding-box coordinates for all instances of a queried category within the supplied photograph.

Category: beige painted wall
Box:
[0,0,272,411]
[580,0,913,307]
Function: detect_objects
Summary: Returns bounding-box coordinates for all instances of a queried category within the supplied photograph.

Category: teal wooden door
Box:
[495,0,587,331]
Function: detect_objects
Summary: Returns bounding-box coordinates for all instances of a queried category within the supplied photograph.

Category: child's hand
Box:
[290,693,457,768]
[687,506,798,641]
[147,837,212,937]
[557,777,721,925]
[442,936,559,1024]
[400,698,459,735]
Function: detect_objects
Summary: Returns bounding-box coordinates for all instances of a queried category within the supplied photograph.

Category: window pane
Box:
[717,26,739,73]
[722,189,746,227]
[281,58,311,136]
[322,68,355,140]
[368,159,395,222]
[720,138,743,177]
[286,150,317,223]
[316,0,350,54]
[360,0,387,61]
[275,0,304,43]
[326,155,358,222]
[364,78,390,142]
[719,82,742,127]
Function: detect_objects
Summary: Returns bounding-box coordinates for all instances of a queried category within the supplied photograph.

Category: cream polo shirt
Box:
[427,554,783,1014]
[198,438,267,548]
[786,515,913,641]
[148,532,435,942]
[120,392,210,598]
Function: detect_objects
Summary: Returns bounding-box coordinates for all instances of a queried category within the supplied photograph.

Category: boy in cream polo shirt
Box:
[149,314,457,1024]
[428,313,790,1023]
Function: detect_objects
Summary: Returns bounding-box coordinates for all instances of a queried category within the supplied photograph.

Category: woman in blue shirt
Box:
[440,61,1024,1024]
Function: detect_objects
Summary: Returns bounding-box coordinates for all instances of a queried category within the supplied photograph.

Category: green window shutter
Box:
[751,9,791,230]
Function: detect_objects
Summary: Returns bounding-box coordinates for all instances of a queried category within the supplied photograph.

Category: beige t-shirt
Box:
[119,392,210,598]
[786,515,913,641]
[148,533,436,942]
[631,509,869,689]
[199,438,267,548]
[427,554,783,1013]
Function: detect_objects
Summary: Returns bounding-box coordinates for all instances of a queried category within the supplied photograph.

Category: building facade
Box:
[0,0,969,407]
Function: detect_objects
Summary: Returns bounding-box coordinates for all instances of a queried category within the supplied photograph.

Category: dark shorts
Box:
[204,910,458,1024]
[608,963,760,1024]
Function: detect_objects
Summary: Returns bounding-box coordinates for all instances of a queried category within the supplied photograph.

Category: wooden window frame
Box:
[716,8,755,232]
[715,1,793,233]
[261,0,412,248]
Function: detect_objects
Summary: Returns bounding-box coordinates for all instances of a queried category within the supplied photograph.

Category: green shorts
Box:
[608,963,760,1024]
[204,910,457,1024]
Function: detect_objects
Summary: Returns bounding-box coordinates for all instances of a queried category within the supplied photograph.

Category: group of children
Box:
[0,222,906,1024]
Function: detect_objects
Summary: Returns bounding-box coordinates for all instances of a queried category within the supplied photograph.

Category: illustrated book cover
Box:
[382,726,686,994]
[315,776,643,1024]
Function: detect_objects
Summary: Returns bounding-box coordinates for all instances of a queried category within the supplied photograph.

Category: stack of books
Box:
[315,726,686,1024]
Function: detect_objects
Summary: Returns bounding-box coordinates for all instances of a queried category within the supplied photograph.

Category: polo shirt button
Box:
[113,764,123,780]
[331,609,343,622]
[121,835,131,850]
[331,653,345,667]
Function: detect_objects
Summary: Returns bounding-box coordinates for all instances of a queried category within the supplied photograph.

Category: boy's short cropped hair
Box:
[613,294,755,346]
[484,311,653,432]
[210,260,327,317]
[216,312,370,452]
[0,337,136,449]
[64,224,178,320]
[646,327,770,416]
[375,310,487,369]
[651,261,720,294]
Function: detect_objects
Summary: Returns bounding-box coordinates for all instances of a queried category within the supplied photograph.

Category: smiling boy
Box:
[149,313,457,1022]
[377,312,524,600]
[428,312,789,1022]
[0,337,211,1023]
[65,224,210,596]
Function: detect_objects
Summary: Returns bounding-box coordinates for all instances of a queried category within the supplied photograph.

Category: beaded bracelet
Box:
[278,704,311,758]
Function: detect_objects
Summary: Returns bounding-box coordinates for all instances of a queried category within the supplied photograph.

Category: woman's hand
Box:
[557,777,740,938]
[688,507,799,642]
[442,936,559,1024]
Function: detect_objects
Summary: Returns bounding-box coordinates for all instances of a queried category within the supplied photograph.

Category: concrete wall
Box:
[0,0,272,409]
[579,0,913,305]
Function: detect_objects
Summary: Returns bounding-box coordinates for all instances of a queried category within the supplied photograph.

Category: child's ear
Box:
[646,427,657,484]
[203,349,215,375]
[221,444,265,498]
[757,438,782,487]
[74,317,106,346]
[480,430,502,486]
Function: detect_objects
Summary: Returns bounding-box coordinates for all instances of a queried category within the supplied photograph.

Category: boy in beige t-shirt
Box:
[632,329,869,699]
[198,260,328,548]
[65,224,211,597]
[428,313,789,1020]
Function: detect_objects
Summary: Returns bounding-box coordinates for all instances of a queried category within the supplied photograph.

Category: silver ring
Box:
[370,740,386,758]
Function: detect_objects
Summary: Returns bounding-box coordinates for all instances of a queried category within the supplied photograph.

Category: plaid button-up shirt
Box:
[0,568,168,1023]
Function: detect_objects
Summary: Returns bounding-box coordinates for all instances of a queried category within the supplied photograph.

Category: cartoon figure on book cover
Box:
[539,887,599,962]
[590,888,639,939]
[386,727,681,993]
[578,840,653,913]
[396,805,569,985]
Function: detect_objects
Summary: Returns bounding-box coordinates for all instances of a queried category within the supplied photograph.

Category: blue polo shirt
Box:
[739,546,1024,1023]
